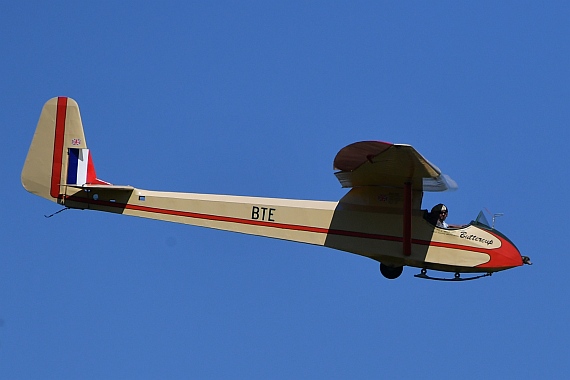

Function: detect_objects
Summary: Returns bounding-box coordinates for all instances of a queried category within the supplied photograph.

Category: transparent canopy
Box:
[474,210,491,228]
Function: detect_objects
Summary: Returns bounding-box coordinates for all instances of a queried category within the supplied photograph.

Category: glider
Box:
[22,97,530,280]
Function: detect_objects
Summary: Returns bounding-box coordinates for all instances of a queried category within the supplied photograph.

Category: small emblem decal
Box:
[71,138,81,146]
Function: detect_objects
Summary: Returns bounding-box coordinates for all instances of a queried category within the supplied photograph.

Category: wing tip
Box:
[333,141,394,171]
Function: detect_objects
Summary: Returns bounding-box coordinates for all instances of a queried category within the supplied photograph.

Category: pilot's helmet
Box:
[431,204,448,214]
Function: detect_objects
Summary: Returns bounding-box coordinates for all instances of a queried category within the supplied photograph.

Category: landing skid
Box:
[414,269,492,282]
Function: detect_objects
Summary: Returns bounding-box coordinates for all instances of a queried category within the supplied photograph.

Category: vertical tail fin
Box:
[22,97,108,203]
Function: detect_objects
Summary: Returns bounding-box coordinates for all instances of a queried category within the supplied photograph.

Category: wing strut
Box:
[403,181,412,256]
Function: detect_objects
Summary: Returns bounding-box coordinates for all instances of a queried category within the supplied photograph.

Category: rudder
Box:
[22,97,102,203]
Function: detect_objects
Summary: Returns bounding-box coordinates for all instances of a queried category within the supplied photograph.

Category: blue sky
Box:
[1,1,569,378]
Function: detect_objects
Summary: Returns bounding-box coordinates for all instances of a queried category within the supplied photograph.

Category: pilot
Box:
[430,203,449,228]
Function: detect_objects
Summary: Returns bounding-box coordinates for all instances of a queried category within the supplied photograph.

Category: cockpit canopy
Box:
[474,210,491,228]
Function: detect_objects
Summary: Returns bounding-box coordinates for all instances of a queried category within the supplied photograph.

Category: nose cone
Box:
[478,232,523,270]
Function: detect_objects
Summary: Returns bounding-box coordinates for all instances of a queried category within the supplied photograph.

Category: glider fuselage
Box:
[61,184,522,274]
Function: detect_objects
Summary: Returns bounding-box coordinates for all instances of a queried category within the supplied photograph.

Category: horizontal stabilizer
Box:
[66,184,134,191]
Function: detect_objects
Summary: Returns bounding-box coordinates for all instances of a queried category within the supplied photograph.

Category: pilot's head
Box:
[431,204,448,221]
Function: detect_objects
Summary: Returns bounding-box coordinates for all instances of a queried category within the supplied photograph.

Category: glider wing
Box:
[333,141,457,191]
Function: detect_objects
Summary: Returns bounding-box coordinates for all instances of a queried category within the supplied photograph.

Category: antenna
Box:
[492,213,504,229]
[484,208,504,229]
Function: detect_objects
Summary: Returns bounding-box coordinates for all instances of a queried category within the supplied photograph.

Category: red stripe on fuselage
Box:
[108,200,332,234]
[50,97,67,198]
[412,238,492,254]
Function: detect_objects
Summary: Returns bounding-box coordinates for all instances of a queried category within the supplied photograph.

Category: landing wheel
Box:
[380,263,404,280]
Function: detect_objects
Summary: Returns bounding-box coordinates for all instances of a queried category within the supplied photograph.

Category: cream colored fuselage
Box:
[62,184,497,273]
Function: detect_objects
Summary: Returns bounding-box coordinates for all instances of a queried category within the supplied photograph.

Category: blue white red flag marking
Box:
[67,148,93,185]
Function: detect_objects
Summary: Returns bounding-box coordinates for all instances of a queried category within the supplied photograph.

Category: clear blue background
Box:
[1,2,568,378]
